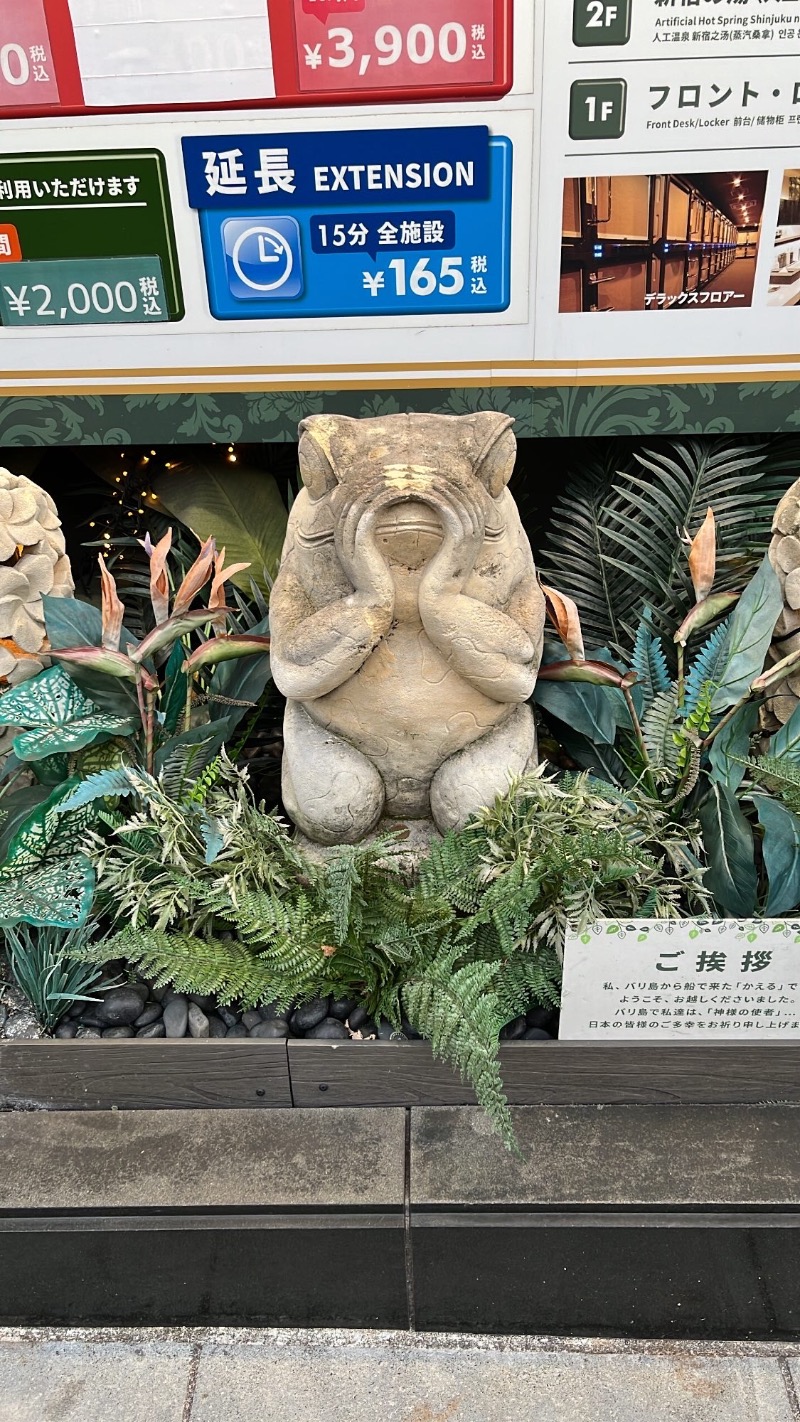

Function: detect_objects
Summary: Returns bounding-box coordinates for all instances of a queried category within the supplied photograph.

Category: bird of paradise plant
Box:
[534,509,800,917]
[49,531,271,775]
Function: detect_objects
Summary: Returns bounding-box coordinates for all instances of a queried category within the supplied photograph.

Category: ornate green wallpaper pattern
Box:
[0,382,798,444]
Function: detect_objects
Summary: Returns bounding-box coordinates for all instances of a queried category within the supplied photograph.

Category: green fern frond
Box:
[494,948,562,1023]
[631,608,671,713]
[187,757,222,804]
[402,945,516,1151]
[642,688,682,770]
[684,619,731,715]
[747,754,800,812]
[78,925,292,1008]
[419,830,484,912]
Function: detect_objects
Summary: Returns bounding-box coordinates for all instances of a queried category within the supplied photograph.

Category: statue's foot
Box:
[430,704,537,834]
[293,816,441,875]
[281,701,384,846]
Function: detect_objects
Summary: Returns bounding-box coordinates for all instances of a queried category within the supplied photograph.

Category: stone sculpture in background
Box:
[0,468,73,690]
[767,477,800,725]
[270,412,545,845]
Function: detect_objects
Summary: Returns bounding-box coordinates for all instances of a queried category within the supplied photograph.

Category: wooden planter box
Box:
[3,1037,800,1111]
[4,1040,800,1336]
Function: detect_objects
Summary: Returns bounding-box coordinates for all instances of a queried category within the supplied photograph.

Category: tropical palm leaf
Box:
[536,438,797,658]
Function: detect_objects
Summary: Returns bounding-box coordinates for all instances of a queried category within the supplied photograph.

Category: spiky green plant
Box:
[68,764,709,1149]
[3,923,107,1031]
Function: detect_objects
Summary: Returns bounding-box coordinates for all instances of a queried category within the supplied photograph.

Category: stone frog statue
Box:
[270,411,546,845]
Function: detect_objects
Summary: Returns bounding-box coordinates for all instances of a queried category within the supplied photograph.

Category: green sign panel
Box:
[0,149,183,324]
[573,0,632,47]
[0,257,168,327]
[569,78,627,139]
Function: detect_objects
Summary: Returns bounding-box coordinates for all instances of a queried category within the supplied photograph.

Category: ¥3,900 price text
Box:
[305,23,471,73]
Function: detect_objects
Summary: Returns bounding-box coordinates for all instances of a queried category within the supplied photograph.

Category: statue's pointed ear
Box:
[472,413,516,497]
[297,415,344,501]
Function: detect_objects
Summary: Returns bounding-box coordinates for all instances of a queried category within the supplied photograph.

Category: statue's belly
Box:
[303,625,509,811]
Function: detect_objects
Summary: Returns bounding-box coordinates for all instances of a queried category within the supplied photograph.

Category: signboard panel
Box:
[4,2,800,398]
[560,920,800,1041]
[0,0,59,110]
[0,0,512,116]
[535,0,800,377]
[0,149,183,321]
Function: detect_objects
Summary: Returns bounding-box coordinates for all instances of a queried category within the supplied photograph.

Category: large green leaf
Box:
[0,855,95,929]
[698,782,758,915]
[547,720,628,786]
[770,701,800,761]
[708,702,759,791]
[712,555,782,712]
[42,593,138,656]
[4,778,95,868]
[160,641,188,736]
[533,644,621,746]
[0,785,52,860]
[152,461,288,596]
[754,794,800,915]
[207,632,272,730]
[0,665,137,762]
[0,779,97,929]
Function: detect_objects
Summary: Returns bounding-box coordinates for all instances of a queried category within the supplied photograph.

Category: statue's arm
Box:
[270,502,395,701]
[420,571,544,703]
[417,484,544,703]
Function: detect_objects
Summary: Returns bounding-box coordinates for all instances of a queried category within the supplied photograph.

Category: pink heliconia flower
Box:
[137,528,172,625]
[97,554,125,653]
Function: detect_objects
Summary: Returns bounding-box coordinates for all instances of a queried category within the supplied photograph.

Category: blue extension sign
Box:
[182,126,512,321]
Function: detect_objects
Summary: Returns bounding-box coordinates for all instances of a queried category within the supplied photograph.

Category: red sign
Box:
[288,0,506,100]
[0,0,60,109]
[0,0,511,117]
[0,225,22,261]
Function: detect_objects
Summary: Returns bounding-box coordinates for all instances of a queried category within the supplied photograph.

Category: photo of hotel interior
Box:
[560,171,766,313]
[768,171,800,307]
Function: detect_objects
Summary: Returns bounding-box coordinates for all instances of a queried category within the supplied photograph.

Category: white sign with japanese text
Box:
[559,919,800,1040]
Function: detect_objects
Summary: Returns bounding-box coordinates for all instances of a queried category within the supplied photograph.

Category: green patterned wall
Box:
[0,383,798,444]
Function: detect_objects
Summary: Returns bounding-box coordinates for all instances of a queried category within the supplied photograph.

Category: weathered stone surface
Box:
[187,1004,210,1039]
[767,479,800,723]
[411,1105,800,1205]
[270,413,545,842]
[0,1337,192,1422]
[0,1108,405,1208]
[0,1333,794,1422]
[163,996,188,1039]
[191,1340,793,1422]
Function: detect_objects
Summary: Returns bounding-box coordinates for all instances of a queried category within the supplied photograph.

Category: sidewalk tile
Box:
[0,1338,192,1421]
[191,1340,793,1421]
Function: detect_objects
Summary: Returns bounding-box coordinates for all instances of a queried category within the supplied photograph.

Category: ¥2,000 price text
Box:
[0,257,169,326]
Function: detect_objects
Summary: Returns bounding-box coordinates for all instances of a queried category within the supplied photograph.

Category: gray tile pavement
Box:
[1,1330,800,1422]
[0,1336,193,1422]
